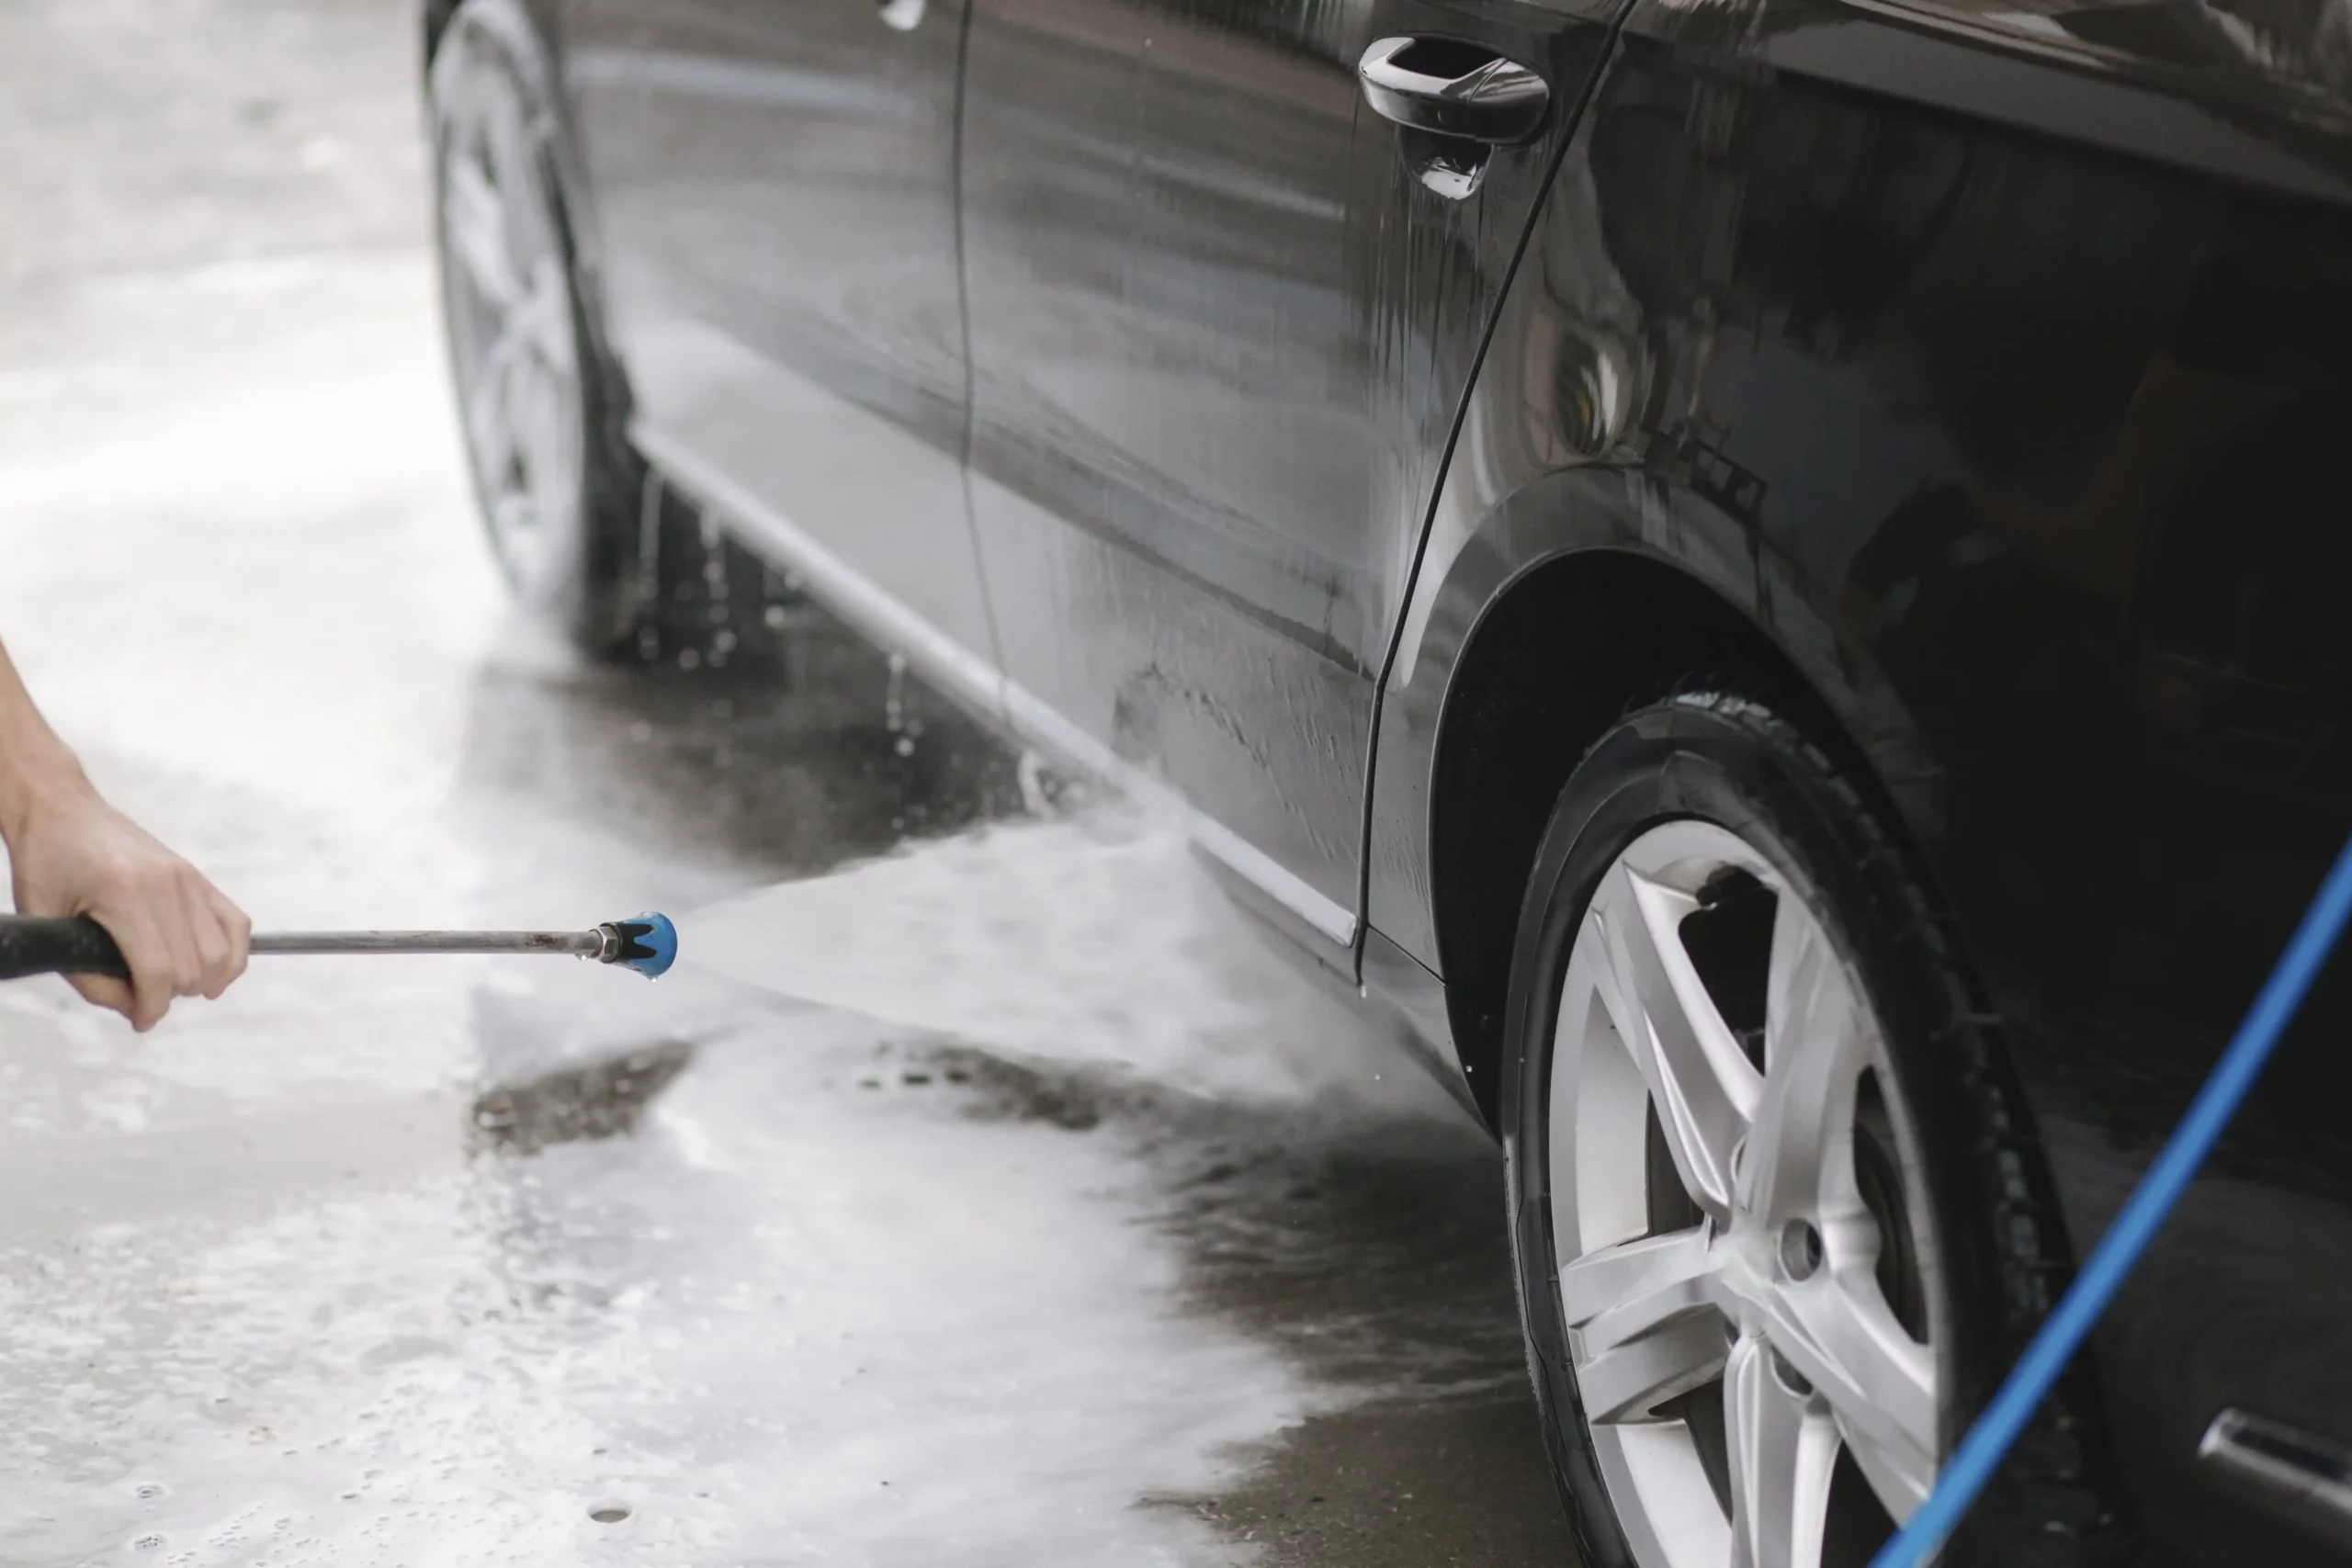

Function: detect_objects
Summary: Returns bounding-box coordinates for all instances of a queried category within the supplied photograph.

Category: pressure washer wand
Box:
[0,911,678,983]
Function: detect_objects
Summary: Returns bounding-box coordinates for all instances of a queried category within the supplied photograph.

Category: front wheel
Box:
[430,0,641,654]
[1501,691,2124,1568]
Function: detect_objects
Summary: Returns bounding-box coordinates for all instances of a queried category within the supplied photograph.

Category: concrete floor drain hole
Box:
[589,1505,631,1524]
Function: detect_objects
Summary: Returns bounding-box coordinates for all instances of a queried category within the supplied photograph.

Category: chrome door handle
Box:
[1357,37,1549,144]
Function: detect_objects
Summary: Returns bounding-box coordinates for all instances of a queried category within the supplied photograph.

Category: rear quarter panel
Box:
[1376,10,2352,1561]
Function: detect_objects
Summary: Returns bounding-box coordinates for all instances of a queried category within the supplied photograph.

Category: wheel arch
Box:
[1402,474,1950,1130]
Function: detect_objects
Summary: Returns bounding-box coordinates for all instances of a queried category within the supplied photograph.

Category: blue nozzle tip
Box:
[616,911,677,978]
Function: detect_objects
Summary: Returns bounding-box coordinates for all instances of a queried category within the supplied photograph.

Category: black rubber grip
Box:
[0,915,130,980]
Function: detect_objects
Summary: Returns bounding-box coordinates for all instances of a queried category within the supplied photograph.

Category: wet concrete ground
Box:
[0,3,1576,1563]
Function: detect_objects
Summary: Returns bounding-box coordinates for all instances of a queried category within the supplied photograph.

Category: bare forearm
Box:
[0,637,250,1027]
[0,637,91,848]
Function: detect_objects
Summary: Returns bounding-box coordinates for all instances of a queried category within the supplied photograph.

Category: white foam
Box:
[0,1008,1306,1566]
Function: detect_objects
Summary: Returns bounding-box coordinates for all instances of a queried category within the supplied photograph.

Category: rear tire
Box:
[1500,691,2129,1568]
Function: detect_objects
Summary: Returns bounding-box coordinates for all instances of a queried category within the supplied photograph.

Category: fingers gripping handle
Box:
[0,915,130,981]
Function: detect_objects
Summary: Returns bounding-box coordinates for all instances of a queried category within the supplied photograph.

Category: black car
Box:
[421,0,2352,1562]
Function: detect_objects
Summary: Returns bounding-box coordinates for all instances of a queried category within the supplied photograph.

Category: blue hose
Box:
[1870,829,2352,1568]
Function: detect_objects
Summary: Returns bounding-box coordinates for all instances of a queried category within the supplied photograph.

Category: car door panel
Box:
[960,0,1622,950]
[561,0,999,671]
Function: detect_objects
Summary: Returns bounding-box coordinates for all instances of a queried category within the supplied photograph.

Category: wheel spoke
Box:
[1767,1274,1938,1518]
[490,252,572,376]
[466,337,523,479]
[1587,862,1762,1218]
[445,153,519,311]
[1560,1228,1721,1348]
[1743,899,1869,1224]
[491,489,537,545]
[1576,1308,1729,1424]
[1725,1333,1841,1568]
[1744,893,1939,1519]
[1561,1228,1731,1424]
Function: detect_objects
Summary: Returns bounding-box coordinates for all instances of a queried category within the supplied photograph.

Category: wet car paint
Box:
[957,0,1618,932]
[1372,4,2352,1562]
[561,0,1002,667]
[556,0,1623,946]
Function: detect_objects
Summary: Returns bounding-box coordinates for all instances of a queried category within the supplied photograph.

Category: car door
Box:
[958,0,1623,957]
[560,0,999,682]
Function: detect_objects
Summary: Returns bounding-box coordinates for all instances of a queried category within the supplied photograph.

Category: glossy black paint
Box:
[960,0,1615,931]
[484,0,2352,1558]
[563,0,999,661]
[1375,3,2352,1560]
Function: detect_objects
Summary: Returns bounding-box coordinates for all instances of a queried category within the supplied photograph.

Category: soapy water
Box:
[0,971,1325,1567]
[0,804,1474,1568]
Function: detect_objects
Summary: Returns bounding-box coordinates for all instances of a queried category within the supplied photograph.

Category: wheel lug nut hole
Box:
[1780,1218,1824,1280]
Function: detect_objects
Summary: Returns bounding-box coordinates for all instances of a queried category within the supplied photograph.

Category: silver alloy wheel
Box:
[435,46,586,605]
[1551,819,1943,1568]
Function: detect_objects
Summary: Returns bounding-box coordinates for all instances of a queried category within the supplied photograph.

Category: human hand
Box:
[6,778,252,1031]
